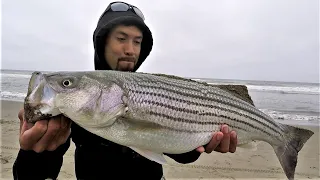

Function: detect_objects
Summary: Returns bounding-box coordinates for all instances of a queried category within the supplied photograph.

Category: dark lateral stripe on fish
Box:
[134,81,272,125]
[147,117,246,134]
[135,76,252,107]
[133,78,266,113]
[141,99,281,137]
[119,73,252,110]
[129,89,282,136]
[131,83,280,130]
[142,121,220,133]
[147,111,278,139]
[121,75,279,133]
[130,87,279,133]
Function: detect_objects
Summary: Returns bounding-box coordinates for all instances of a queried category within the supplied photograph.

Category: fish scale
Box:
[24,70,315,180]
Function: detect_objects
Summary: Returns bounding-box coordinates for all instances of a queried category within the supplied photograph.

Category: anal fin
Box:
[129,146,167,165]
[238,140,260,151]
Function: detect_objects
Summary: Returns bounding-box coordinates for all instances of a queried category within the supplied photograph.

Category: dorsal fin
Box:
[213,84,255,106]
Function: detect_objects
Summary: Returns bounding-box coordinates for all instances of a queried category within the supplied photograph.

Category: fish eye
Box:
[62,79,72,87]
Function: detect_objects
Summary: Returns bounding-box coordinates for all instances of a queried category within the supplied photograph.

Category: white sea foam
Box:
[203,82,319,95]
[191,78,319,95]
[260,109,319,122]
[0,91,26,101]
[246,85,319,95]
[0,73,31,79]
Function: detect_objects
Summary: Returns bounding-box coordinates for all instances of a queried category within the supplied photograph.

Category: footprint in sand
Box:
[248,154,267,165]
[1,157,9,164]
[0,154,12,164]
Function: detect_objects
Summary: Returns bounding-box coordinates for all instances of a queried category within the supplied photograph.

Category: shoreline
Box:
[1,99,319,179]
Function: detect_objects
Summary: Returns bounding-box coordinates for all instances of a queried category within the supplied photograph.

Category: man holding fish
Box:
[12,1,238,180]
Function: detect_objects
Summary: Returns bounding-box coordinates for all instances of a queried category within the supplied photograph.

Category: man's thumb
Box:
[18,109,25,133]
[18,109,24,121]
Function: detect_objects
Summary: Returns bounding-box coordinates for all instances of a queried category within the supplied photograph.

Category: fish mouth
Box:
[24,71,61,123]
[24,103,57,123]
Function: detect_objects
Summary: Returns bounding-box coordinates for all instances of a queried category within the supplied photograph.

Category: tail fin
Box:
[272,124,314,180]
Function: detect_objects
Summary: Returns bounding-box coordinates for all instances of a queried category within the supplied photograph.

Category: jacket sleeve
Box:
[165,149,201,164]
[12,136,71,180]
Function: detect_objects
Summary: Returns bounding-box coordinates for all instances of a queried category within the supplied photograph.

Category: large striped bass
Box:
[24,70,314,180]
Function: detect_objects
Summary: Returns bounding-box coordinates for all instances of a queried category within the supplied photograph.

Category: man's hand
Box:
[196,124,237,153]
[18,109,72,153]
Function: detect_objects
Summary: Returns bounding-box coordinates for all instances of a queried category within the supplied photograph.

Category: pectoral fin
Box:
[129,146,167,165]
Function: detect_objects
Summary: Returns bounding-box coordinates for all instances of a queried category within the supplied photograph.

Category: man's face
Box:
[104,25,143,71]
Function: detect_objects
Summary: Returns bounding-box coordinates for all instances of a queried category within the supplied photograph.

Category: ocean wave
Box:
[0,73,31,79]
[260,109,319,122]
[190,78,319,95]
[0,91,26,100]
[246,85,319,95]
[204,82,319,95]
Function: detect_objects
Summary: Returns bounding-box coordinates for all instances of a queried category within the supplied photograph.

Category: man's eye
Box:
[117,37,125,41]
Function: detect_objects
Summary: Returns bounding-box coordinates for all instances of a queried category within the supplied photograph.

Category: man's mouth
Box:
[118,57,136,63]
[116,59,136,71]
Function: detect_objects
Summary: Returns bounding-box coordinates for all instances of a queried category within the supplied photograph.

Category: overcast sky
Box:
[2,0,319,83]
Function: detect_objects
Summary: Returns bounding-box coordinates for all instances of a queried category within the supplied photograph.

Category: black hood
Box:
[93,7,153,71]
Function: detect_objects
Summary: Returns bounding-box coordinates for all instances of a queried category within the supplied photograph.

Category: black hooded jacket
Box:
[12,4,202,180]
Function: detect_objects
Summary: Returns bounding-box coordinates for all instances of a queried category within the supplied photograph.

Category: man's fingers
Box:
[18,109,24,121]
[59,118,72,143]
[229,131,237,153]
[219,125,231,153]
[32,118,61,152]
[196,146,205,153]
[20,120,48,150]
[20,120,28,135]
[47,128,71,151]
[205,132,223,153]
[204,124,237,154]
[18,109,25,133]
[18,109,37,135]
[47,117,71,151]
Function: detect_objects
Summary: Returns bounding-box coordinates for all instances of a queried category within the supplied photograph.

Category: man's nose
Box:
[124,42,135,55]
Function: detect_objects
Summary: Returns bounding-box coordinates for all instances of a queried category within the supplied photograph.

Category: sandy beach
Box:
[0,99,319,180]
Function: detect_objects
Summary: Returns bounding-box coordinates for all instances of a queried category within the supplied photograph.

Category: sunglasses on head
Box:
[104,1,145,20]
